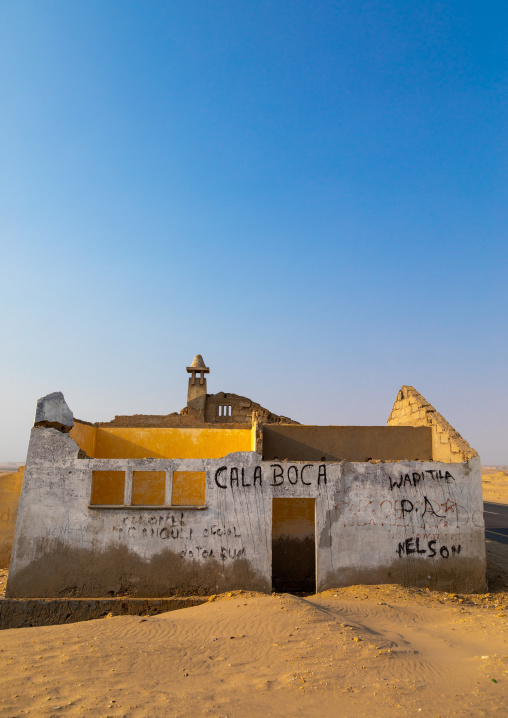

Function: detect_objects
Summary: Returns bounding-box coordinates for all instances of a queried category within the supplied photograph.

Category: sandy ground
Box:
[482,469,508,504]
[0,543,507,718]
[0,468,506,717]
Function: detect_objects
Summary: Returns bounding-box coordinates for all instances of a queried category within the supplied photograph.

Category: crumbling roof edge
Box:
[388,385,478,458]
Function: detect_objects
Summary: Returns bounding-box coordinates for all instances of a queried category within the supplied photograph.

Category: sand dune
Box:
[1,583,507,717]
[482,469,508,504]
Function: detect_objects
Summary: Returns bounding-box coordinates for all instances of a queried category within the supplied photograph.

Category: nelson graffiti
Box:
[214,463,328,489]
[396,536,461,559]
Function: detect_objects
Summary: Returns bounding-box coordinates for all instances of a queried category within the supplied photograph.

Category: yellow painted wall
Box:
[132,471,165,506]
[0,467,24,568]
[71,423,252,460]
[172,471,206,506]
[90,471,125,505]
[69,423,96,457]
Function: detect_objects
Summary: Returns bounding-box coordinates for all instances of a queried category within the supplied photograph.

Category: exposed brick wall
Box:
[204,392,298,426]
[387,386,477,463]
[94,394,298,429]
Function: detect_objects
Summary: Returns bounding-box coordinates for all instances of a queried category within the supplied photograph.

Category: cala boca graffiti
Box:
[214,463,328,489]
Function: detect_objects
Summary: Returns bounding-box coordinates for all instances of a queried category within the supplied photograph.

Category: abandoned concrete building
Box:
[6,356,486,601]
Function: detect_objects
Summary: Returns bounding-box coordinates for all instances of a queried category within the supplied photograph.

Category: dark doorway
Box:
[272,498,316,593]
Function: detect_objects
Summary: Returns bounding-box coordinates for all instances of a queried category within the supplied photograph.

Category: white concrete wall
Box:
[6,428,486,597]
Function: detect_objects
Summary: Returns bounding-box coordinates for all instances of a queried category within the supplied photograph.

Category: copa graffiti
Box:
[214,464,327,489]
[397,495,462,528]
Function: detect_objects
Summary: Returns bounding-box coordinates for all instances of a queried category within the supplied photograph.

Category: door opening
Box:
[272,498,316,593]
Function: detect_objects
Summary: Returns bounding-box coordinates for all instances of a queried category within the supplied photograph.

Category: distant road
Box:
[484,502,508,546]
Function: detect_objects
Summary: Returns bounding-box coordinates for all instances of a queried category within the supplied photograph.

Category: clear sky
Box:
[0,1,506,463]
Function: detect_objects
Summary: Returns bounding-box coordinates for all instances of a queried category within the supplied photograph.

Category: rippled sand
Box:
[1,581,507,717]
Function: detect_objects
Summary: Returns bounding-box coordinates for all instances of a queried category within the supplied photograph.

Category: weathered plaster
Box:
[34,391,73,432]
[7,427,486,597]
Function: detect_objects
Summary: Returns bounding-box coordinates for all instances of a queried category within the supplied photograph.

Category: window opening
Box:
[91,471,125,505]
[172,471,206,506]
[132,471,165,506]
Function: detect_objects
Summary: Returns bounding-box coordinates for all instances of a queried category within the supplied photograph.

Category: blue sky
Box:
[0,1,506,463]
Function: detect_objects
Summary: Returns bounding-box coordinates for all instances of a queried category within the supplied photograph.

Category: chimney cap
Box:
[186,354,209,373]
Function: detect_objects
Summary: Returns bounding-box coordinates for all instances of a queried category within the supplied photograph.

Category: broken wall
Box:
[7,427,486,598]
[387,386,477,463]
[70,422,254,459]
[263,425,433,462]
[203,392,298,425]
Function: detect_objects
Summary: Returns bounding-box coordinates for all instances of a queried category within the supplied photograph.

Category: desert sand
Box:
[0,546,507,717]
[482,469,508,504]
[0,468,506,717]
